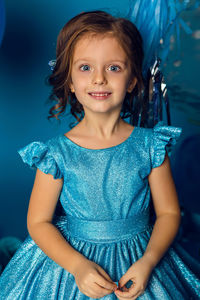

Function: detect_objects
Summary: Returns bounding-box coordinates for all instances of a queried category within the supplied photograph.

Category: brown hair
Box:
[46,10,145,126]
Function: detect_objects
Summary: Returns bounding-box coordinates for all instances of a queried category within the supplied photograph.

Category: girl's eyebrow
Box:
[73,58,127,66]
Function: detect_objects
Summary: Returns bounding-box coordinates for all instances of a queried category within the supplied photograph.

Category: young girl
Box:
[0,10,200,300]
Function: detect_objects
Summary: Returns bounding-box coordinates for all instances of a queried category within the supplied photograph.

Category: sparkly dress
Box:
[0,121,200,299]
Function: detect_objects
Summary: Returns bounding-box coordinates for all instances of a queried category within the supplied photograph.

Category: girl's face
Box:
[69,34,137,115]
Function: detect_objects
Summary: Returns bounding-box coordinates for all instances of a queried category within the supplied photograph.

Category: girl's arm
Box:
[143,152,181,269]
[27,168,86,276]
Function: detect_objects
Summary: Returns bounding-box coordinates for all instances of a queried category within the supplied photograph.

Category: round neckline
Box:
[61,126,138,151]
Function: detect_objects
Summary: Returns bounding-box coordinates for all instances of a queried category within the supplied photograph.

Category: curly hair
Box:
[46,10,145,127]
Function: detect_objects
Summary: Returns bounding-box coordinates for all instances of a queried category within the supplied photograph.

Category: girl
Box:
[0,9,200,300]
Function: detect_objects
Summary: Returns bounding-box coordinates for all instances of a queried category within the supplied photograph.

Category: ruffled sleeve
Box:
[150,121,183,169]
[17,141,63,179]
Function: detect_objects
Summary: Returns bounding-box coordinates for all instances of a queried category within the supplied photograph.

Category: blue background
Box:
[0,1,200,260]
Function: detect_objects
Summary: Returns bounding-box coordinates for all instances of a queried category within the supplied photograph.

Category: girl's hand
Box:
[115,256,153,299]
[73,257,117,299]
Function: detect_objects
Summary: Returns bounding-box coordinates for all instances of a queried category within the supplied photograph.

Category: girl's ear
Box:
[127,77,137,93]
[69,82,75,93]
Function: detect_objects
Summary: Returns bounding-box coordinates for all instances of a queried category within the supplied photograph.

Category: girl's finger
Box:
[128,287,145,299]
[91,282,114,297]
[115,286,141,299]
[85,281,114,299]
[132,290,145,299]
[115,290,131,298]
[94,271,116,291]
[121,285,129,292]
[96,266,112,281]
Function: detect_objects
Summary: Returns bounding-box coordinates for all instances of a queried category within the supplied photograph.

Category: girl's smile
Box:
[88,91,112,100]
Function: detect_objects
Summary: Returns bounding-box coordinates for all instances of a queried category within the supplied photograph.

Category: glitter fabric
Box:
[0,120,200,299]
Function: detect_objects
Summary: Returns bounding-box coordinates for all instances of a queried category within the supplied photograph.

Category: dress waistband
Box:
[54,210,152,243]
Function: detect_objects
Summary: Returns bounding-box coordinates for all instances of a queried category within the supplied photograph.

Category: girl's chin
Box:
[82,105,121,115]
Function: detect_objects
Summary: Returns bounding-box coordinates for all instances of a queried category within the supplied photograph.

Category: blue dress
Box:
[0,121,200,299]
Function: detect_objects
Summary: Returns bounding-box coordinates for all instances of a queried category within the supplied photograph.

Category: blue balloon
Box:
[127,0,200,78]
[0,0,6,46]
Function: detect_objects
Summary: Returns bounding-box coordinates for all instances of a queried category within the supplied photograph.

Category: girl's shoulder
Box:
[136,120,182,134]
[149,120,183,146]
[133,121,183,178]
[146,121,183,169]
[137,120,182,142]
[17,135,64,180]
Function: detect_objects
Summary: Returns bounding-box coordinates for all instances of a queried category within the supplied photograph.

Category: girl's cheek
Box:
[76,73,90,79]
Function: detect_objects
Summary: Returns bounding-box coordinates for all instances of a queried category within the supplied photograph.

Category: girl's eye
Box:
[108,65,121,72]
[80,65,90,71]
[79,64,121,72]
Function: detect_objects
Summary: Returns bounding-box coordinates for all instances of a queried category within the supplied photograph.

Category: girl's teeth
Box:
[91,93,110,96]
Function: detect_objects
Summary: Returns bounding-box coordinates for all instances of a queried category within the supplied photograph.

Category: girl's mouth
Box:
[88,92,112,100]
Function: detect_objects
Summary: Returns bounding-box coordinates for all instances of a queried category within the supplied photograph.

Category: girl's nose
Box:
[92,69,107,85]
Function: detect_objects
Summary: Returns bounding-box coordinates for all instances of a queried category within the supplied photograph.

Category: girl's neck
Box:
[78,116,128,140]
